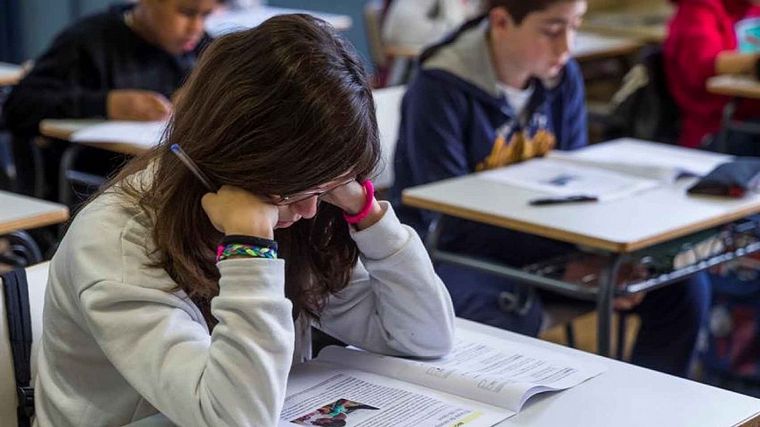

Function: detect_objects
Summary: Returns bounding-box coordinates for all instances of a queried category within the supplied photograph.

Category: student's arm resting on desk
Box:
[78,258,294,427]
[318,201,456,358]
[4,30,110,136]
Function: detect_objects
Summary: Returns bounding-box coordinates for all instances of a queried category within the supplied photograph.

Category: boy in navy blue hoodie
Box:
[390,0,711,377]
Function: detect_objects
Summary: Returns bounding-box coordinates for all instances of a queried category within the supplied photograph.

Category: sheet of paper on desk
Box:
[547,139,731,182]
[479,157,659,201]
[71,121,168,148]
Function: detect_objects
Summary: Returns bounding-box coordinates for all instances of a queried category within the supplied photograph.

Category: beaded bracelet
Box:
[216,243,278,262]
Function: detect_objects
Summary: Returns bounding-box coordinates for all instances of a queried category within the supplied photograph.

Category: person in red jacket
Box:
[664,0,760,150]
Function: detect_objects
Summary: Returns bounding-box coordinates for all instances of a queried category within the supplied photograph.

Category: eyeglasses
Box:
[170,143,354,206]
[270,177,355,206]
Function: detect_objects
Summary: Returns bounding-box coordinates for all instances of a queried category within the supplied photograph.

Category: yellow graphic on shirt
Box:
[476,129,556,171]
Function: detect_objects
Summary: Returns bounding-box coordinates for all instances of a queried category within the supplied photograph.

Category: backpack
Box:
[605,46,681,145]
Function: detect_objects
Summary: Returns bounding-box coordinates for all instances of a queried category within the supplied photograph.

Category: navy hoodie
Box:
[390,18,587,264]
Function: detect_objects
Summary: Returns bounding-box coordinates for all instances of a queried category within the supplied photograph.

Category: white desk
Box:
[404,141,745,253]
[573,32,642,62]
[707,75,760,100]
[384,31,642,64]
[40,86,401,188]
[582,2,674,44]
[125,318,760,427]
[402,139,755,356]
[0,62,22,86]
[0,191,69,234]
[206,5,353,36]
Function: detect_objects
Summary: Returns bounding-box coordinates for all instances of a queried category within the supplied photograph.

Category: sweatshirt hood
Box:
[421,19,503,99]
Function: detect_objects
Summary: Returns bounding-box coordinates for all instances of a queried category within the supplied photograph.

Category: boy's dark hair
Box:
[483,0,577,24]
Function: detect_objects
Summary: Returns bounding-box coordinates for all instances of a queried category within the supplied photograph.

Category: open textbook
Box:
[279,329,606,427]
[478,139,731,202]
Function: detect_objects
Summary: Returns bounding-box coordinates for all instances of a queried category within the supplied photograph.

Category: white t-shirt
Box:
[497,81,535,116]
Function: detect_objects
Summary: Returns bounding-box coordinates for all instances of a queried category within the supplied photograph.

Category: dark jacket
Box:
[4,3,211,137]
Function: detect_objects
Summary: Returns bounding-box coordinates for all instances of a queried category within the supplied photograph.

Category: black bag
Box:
[3,268,34,427]
[605,46,681,145]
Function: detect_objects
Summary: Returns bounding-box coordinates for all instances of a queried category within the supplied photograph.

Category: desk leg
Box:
[597,255,623,357]
[59,144,80,208]
[715,99,737,153]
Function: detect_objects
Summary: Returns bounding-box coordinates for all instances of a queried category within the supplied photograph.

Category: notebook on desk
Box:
[547,139,732,183]
[279,328,605,427]
[478,139,732,203]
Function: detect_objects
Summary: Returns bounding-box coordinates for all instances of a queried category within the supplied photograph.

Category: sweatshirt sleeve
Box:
[665,4,725,95]
[78,258,295,427]
[4,29,109,136]
[399,73,472,183]
[317,201,456,358]
[555,59,588,151]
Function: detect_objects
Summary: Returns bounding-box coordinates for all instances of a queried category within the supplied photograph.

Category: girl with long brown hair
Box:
[34,14,454,426]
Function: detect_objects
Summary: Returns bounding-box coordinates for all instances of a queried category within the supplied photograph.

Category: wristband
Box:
[222,235,278,250]
[216,243,278,262]
[342,180,375,224]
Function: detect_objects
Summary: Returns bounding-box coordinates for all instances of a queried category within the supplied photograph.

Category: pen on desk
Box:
[170,143,219,192]
[528,195,599,206]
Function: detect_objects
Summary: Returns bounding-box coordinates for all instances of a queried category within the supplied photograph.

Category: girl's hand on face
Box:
[201,185,279,239]
[320,180,367,214]
[321,180,384,231]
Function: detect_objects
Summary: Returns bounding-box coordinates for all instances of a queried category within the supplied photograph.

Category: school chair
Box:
[363,1,417,87]
[1,261,49,427]
[364,0,389,86]
[372,85,405,192]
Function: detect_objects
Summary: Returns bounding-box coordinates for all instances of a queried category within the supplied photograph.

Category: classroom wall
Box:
[15,0,372,71]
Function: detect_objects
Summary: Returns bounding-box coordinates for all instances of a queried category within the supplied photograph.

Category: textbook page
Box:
[317,329,606,413]
[278,362,511,427]
[547,139,731,182]
[478,157,658,202]
[71,120,168,149]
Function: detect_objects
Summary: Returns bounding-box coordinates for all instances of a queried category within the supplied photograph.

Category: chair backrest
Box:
[372,85,406,190]
[364,0,388,69]
[0,261,50,426]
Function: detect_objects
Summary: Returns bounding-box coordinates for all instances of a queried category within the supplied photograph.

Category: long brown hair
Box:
[104,14,380,324]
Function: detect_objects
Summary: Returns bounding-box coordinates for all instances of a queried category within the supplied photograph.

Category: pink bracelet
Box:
[343,180,375,224]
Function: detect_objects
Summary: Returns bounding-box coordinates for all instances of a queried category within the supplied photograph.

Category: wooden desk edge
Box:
[39,120,76,141]
[0,208,70,235]
[707,77,760,99]
[0,76,20,86]
[79,141,148,156]
[402,193,760,253]
[736,410,760,427]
